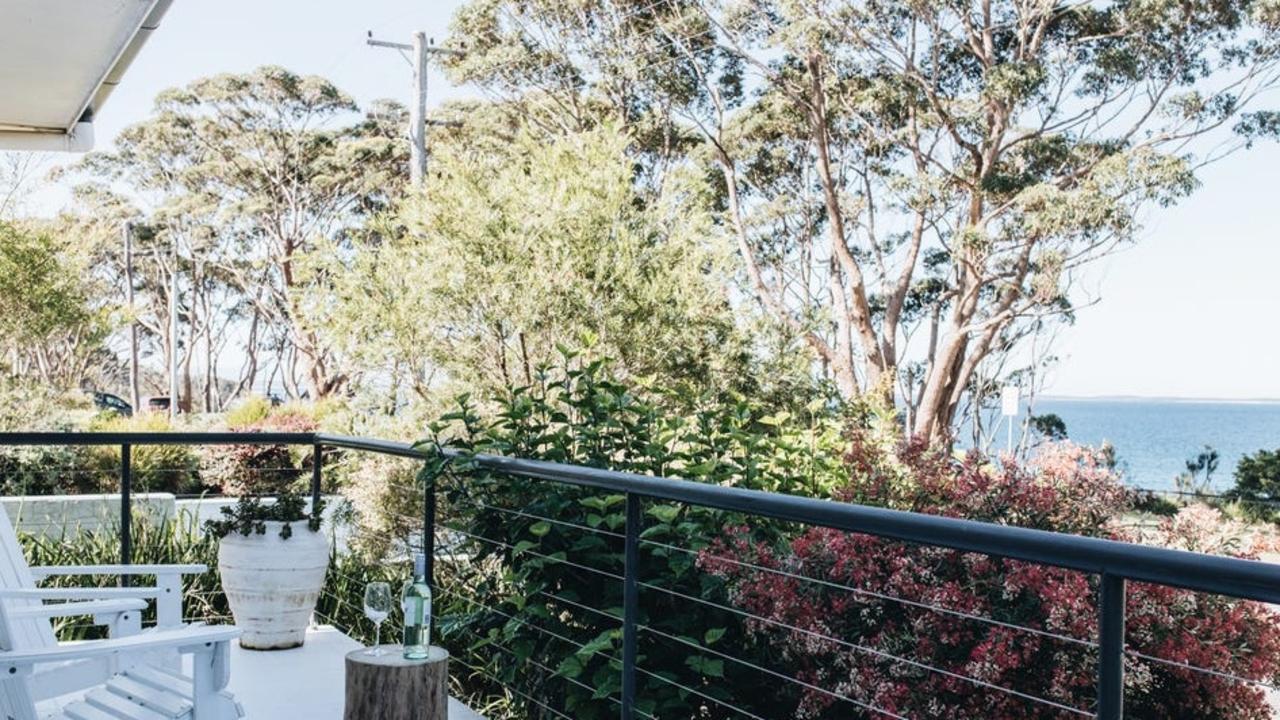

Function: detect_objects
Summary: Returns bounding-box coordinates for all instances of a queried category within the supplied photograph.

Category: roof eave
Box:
[76,0,174,135]
[0,123,95,152]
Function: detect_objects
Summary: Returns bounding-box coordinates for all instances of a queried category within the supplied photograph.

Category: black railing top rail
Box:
[0,431,317,446]
[3,431,1276,606]
[321,433,1280,605]
[438,449,1280,605]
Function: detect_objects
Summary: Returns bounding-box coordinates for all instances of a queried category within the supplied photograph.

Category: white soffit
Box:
[0,0,172,151]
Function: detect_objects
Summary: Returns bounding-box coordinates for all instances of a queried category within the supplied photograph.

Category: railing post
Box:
[423,467,436,591]
[1098,573,1126,720]
[621,493,640,720]
[119,443,132,587]
[311,441,323,517]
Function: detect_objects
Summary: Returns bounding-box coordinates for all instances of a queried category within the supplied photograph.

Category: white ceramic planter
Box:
[217,520,330,650]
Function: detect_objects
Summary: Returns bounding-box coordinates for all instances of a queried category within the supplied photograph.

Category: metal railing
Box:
[3,431,1280,720]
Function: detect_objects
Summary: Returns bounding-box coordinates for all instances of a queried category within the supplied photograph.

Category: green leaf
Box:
[646,504,680,524]
[529,521,551,537]
[557,654,585,679]
[704,627,726,645]
[576,630,616,660]
[579,497,607,512]
[684,655,724,678]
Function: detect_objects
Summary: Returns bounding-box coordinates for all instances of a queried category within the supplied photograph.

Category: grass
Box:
[19,510,227,639]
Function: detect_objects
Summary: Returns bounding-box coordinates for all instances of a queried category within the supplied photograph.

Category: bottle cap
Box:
[414,553,426,578]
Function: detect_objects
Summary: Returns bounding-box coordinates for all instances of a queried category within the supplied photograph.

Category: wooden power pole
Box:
[168,233,179,419]
[367,31,463,186]
[123,221,140,412]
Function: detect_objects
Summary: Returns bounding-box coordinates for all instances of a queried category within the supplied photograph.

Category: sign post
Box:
[1001,385,1020,453]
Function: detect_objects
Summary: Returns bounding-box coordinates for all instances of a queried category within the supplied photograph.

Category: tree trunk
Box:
[344,647,448,720]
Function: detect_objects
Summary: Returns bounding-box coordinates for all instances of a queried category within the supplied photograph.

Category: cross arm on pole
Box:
[367,38,412,51]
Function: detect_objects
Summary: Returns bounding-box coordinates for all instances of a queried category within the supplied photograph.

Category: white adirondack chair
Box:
[0,509,243,720]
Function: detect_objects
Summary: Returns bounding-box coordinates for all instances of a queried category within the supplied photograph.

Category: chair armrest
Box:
[29,564,207,578]
[7,598,148,620]
[0,625,240,667]
[0,588,162,600]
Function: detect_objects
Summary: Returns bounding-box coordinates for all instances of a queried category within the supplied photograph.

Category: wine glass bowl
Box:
[363,582,393,656]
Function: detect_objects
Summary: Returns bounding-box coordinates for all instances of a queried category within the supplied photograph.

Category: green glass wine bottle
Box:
[400,552,431,660]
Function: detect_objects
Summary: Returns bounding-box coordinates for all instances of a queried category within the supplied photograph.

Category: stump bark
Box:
[345,646,449,720]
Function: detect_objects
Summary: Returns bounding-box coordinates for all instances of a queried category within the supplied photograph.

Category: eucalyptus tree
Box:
[319,121,750,403]
[73,66,407,401]
[0,220,110,387]
[447,0,1280,439]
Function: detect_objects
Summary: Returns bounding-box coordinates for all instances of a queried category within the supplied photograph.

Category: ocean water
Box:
[1029,398,1280,492]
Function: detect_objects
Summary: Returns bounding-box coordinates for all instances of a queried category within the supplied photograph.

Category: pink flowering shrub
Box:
[201,411,318,495]
[703,439,1280,719]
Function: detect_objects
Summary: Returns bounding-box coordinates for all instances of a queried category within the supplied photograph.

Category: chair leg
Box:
[190,640,235,720]
[0,671,38,720]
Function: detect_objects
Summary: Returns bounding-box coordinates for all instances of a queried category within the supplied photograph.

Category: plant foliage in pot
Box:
[205,491,328,650]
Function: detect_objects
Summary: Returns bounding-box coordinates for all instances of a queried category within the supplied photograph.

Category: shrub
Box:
[0,444,106,495]
[705,439,1280,719]
[84,413,203,494]
[1130,489,1181,516]
[225,395,271,429]
[0,379,103,494]
[316,549,408,646]
[1029,413,1068,441]
[341,452,424,560]
[1225,448,1280,522]
[0,377,94,432]
[200,411,317,495]
[423,353,851,720]
[842,438,1130,533]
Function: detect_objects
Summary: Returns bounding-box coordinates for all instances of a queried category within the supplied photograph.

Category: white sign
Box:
[1001,385,1020,417]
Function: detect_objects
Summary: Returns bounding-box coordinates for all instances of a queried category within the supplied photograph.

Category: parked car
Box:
[91,391,132,417]
[147,396,171,413]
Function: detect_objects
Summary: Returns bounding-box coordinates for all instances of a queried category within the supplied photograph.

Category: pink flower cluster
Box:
[702,440,1280,719]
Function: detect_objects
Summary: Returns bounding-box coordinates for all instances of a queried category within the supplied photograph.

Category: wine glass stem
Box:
[375,623,381,650]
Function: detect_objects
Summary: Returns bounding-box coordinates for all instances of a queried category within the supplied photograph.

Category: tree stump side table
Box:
[345,646,449,720]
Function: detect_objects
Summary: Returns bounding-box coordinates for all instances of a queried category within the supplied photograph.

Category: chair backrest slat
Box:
[0,507,57,652]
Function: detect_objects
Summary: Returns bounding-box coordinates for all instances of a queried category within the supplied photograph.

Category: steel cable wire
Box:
[638,578,1092,717]
[639,621,912,720]
[640,536,1096,648]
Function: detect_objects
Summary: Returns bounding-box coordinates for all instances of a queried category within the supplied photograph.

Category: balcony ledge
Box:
[39,625,486,719]
[217,625,486,720]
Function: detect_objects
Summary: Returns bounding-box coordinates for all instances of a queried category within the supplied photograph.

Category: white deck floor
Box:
[213,625,485,720]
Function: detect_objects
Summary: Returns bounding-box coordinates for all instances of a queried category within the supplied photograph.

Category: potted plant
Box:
[205,491,328,650]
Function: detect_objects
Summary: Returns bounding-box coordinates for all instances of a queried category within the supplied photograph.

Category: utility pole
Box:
[168,234,179,420]
[367,31,463,186]
[123,222,140,412]
[409,32,428,185]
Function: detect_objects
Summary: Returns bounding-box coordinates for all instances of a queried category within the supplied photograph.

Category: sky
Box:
[20,0,1280,401]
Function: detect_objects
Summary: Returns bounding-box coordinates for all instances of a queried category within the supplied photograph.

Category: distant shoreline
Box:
[1040,395,1280,405]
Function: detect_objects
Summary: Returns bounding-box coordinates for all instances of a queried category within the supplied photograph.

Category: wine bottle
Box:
[401,553,431,660]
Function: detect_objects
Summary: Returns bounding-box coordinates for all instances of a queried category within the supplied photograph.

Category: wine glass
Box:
[363,582,392,656]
